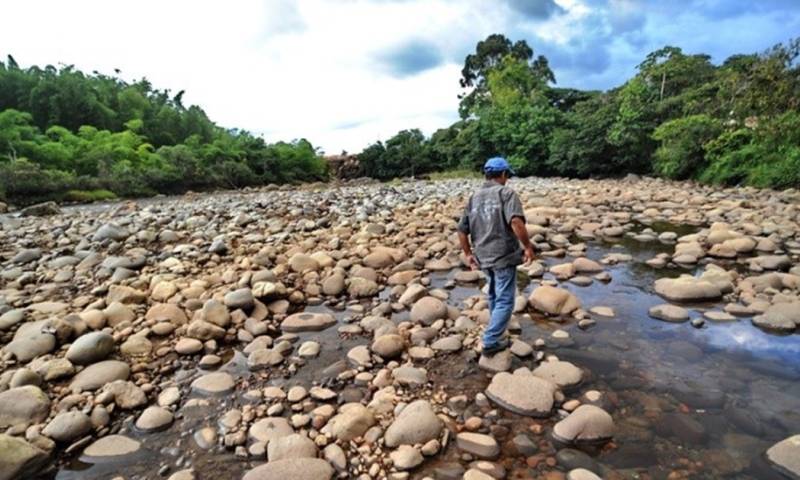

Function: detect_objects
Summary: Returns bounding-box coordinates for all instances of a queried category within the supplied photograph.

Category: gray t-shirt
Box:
[457,181,525,269]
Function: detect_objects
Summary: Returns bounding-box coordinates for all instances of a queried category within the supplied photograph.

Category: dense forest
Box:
[2,35,799,205]
[0,56,327,204]
[360,35,800,190]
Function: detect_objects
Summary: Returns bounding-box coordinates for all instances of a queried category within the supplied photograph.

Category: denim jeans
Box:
[482,265,516,348]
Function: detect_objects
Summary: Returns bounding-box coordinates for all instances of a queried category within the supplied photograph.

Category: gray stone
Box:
[0,309,24,330]
[410,296,447,325]
[93,223,129,242]
[42,411,92,442]
[191,372,235,395]
[766,435,800,479]
[390,445,424,470]
[281,312,336,332]
[323,403,375,441]
[82,434,141,457]
[136,406,174,432]
[66,331,115,365]
[70,360,130,391]
[0,433,49,480]
[384,400,442,447]
[103,380,147,409]
[371,334,405,359]
[532,360,583,389]
[456,432,499,459]
[752,303,800,333]
[654,276,722,302]
[485,371,557,417]
[0,386,51,428]
[478,350,512,373]
[267,433,317,461]
[224,288,254,310]
[249,417,294,443]
[553,405,615,444]
[242,458,333,480]
[648,304,689,323]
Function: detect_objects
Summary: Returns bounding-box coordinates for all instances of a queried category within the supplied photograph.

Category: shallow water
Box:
[55,221,800,480]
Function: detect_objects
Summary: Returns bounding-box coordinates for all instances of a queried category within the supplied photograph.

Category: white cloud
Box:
[1,0,798,153]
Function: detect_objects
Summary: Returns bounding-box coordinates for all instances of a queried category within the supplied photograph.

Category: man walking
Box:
[457,157,535,356]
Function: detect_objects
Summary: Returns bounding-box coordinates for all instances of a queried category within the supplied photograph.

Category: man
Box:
[457,157,535,356]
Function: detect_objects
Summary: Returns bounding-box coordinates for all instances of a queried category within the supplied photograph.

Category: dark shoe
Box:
[482,339,510,357]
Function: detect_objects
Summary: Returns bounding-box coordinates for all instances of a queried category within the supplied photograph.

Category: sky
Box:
[1,0,798,154]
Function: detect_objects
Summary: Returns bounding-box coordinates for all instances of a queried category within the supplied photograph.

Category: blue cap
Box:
[483,156,515,175]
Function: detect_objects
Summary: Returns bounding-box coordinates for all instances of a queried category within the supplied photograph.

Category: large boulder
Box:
[267,433,318,461]
[384,400,442,447]
[654,276,722,302]
[532,360,583,389]
[528,286,581,315]
[485,371,557,417]
[752,303,800,333]
[42,411,92,442]
[552,405,615,445]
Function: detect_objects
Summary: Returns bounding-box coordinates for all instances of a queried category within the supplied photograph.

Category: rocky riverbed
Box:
[1,176,799,480]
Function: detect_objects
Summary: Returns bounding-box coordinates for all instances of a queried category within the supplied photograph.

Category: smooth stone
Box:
[390,445,424,470]
[410,296,447,325]
[267,433,317,461]
[281,312,336,332]
[42,411,92,442]
[191,372,235,395]
[553,405,615,444]
[83,435,141,458]
[456,432,500,459]
[249,417,294,443]
[371,334,405,359]
[648,304,689,323]
[0,386,50,428]
[324,403,376,440]
[135,406,174,432]
[0,433,49,480]
[242,458,333,480]
[532,360,583,389]
[654,276,722,302]
[478,350,512,373]
[766,435,800,479]
[528,285,581,315]
[384,400,442,447]
[485,371,557,417]
[70,360,130,391]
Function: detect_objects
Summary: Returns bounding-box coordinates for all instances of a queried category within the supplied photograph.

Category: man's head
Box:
[483,157,514,185]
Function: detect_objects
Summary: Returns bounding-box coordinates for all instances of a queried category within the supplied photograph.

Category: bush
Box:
[0,158,76,204]
[63,189,117,202]
[652,114,722,179]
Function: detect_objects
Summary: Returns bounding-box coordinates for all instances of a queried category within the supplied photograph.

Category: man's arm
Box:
[510,216,536,264]
[458,231,479,270]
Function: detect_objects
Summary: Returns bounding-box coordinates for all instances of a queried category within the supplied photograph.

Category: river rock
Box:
[553,405,615,444]
[224,288,254,310]
[324,403,376,440]
[66,331,115,365]
[766,435,800,479]
[478,350,512,372]
[456,432,500,459]
[0,434,49,480]
[532,360,583,389]
[281,312,336,332]
[485,371,557,417]
[0,309,24,330]
[248,417,294,443]
[70,360,130,391]
[4,321,56,362]
[42,411,92,442]
[242,458,333,480]
[654,276,722,302]
[371,334,405,359]
[410,296,447,325]
[390,445,424,470]
[384,399,442,447]
[267,433,317,461]
[0,386,50,428]
[322,274,346,295]
[136,406,174,432]
[528,286,581,315]
[83,434,141,458]
[648,304,690,323]
[752,303,800,333]
[191,372,235,395]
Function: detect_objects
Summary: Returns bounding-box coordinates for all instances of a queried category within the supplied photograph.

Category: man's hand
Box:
[465,253,479,270]
[523,245,535,264]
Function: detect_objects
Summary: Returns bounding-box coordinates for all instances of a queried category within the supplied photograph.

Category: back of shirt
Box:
[457,181,525,269]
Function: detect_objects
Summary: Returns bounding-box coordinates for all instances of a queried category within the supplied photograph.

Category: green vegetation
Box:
[0,56,327,204]
[359,35,800,189]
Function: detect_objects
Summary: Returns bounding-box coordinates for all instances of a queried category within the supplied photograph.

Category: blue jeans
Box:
[483,266,516,348]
